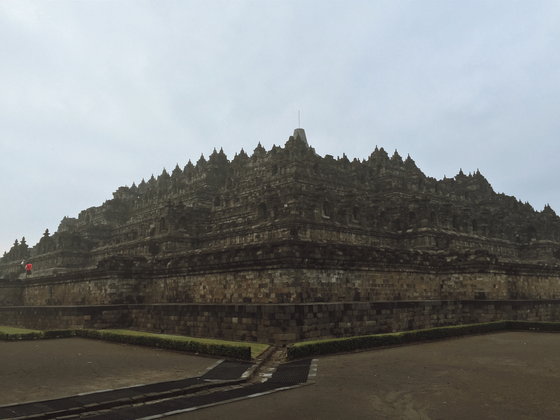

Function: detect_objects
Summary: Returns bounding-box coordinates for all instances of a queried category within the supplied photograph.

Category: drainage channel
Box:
[0,359,318,420]
[83,359,317,420]
[0,360,252,420]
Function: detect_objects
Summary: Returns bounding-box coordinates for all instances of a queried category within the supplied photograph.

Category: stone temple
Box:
[1,128,559,343]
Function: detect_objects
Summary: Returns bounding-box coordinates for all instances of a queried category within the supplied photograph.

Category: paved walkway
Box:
[0,359,315,419]
[0,338,212,404]
[168,332,560,420]
[2,332,560,419]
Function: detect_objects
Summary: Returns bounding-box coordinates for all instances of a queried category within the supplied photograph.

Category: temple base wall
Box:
[0,283,22,306]
[1,300,559,344]
[1,264,559,307]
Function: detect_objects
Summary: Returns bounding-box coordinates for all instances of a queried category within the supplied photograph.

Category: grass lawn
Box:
[0,326,269,359]
[100,329,269,359]
[99,330,269,359]
[0,326,42,335]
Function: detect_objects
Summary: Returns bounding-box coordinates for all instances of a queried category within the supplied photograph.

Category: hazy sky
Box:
[1,0,559,255]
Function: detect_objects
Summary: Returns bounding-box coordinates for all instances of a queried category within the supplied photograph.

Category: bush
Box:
[74,329,251,360]
[0,331,44,341]
[0,327,251,360]
[287,320,560,360]
[43,330,76,339]
[0,327,73,341]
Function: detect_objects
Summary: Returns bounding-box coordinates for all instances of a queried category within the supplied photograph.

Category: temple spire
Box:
[293,128,308,147]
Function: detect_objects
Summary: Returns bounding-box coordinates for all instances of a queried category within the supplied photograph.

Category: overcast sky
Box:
[1,0,559,255]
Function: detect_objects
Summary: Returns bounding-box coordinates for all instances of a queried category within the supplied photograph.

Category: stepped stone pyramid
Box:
[1,128,559,305]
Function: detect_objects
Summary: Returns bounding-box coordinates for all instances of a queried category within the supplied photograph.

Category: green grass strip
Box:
[0,325,44,340]
[0,326,77,340]
[0,326,266,360]
[76,329,267,360]
[0,326,42,335]
[287,320,560,360]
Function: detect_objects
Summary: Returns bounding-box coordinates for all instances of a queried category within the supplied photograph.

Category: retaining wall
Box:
[1,300,559,344]
[1,264,559,307]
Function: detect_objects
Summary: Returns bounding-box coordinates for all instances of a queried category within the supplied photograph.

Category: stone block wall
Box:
[0,281,22,306]
[1,300,559,344]
[0,305,129,331]
[10,264,560,307]
[19,272,149,306]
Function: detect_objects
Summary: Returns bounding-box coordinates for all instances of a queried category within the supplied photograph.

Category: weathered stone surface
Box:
[1,300,559,344]
[1,260,558,307]
[1,128,559,341]
[1,128,559,282]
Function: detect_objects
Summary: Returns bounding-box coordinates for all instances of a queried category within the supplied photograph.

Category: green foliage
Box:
[0,330,43,340]
[286,320,560,360]
[43,329,76,339]
[0,326,255,360]
[75,329,252,360]
[0,326,74,341]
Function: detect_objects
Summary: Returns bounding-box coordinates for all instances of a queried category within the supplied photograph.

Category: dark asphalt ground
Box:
[1,332,559,420]
[0,338,213,405]
[168,332,560,420]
